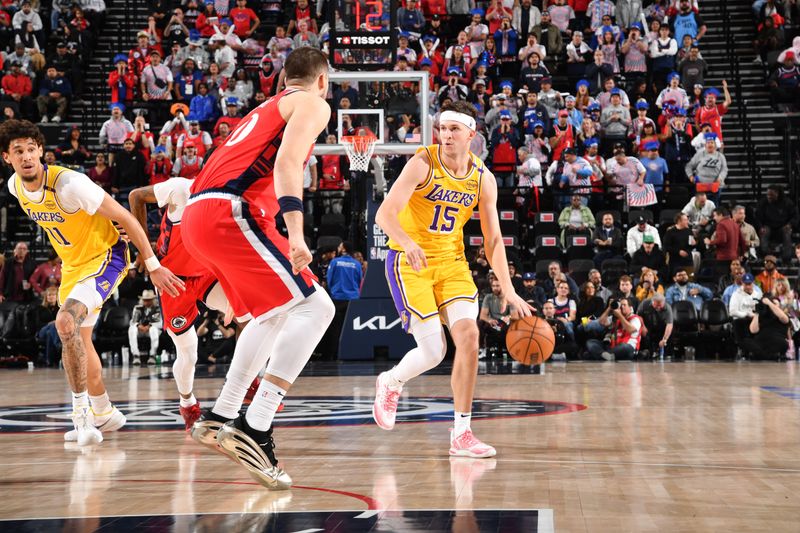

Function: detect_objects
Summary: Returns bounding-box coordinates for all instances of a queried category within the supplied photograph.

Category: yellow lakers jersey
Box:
[388,145,484,260]
[15,165,119,268]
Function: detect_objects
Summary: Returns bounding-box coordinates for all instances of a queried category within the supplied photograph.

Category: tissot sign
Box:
[336,35,391,46]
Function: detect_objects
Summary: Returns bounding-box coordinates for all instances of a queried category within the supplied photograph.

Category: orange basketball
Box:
[505,316,556,365]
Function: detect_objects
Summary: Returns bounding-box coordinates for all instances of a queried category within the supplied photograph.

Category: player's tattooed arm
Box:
[128,186,157,242]
[57,298,89,392]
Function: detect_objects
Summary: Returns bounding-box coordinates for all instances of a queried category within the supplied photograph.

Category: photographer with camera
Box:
[585,297,643,361]
[128,289,163,366]
[739,296,790,359]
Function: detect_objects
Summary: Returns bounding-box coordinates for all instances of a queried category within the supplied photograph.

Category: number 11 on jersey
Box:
[429,204,457,233]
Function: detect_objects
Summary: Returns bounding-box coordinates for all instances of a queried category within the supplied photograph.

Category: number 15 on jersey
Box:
[429,204,457,234]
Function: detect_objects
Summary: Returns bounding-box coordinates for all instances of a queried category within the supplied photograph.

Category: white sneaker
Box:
[40,116,48,123]
[71,407,103,446]
[51,115,61,123]
[478,348,486,360]
[372,372,402,430]
[65,406,126,442]
[551,352,567,362]
[601,351,615,361]
[132,356,141,366]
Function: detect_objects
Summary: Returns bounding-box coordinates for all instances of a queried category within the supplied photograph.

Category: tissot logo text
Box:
[337,35,391,45]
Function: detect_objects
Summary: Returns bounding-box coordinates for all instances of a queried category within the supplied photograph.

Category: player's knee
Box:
[170,330,198,363]
[418,331,447,366]
[55,311,77,339]
[452,321,480,353]
[312,288,336,325]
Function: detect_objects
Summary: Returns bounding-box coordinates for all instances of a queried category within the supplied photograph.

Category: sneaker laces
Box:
[380,386,401,413]
[256,427,278,467]
[456,430,481,448]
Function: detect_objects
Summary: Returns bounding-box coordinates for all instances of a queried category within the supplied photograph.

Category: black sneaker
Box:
[216,417,292,490]
[190,409,232,450]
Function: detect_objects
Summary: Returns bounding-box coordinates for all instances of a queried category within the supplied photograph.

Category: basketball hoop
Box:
[342,134,377,172]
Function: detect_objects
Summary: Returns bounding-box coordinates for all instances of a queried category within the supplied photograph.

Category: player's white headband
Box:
[439,111,476,131]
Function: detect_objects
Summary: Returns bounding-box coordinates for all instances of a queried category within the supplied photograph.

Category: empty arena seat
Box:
[671,300,700,346]
[658,209,680,228]
[600,258,629,286]
[566,234,593,261]
[95,306,132,360]
[534,235,562,262]
[533,212,559,239]
[568,259,595,286]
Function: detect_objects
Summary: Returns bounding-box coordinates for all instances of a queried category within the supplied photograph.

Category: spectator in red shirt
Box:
[195,2,218,38]
[694,80,731,142]
[229,0,260,38]
[1,60,33,119]
[148,145,173,185]
[213,96,242,134]
[212,121,232,147]
[319,133,350,214]
[28,250,61,297]
[108,53,136,105]
[704,207,746,271]
[128,31,154,79]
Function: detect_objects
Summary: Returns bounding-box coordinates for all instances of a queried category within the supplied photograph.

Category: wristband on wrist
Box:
[277,196,304,215]
[144,255,161,272]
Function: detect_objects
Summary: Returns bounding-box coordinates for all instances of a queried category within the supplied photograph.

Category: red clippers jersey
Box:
[154,178,208,277]
[191,88,309,218]
[694,104,727,141]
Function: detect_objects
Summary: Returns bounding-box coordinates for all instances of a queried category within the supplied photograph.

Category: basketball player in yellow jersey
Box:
[373,101,533,457]
[0,120,185,446]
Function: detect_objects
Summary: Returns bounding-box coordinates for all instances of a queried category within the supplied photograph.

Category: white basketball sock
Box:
[245,380,286,432]
[89,392,111,416]
[169,329,198,397]
[454,411,471,437]
[179,395,197,408]
[72,391,89,412]
[212,316,284,420]
[390,323,446,384]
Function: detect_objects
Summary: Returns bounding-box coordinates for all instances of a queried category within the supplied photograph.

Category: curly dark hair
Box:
[0,119,45,153]
[440,100,478,120]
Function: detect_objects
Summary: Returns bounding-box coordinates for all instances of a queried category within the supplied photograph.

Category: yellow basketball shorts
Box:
[385,250,478,332]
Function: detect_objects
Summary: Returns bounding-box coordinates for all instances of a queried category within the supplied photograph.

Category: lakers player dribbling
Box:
[373,101,533,457]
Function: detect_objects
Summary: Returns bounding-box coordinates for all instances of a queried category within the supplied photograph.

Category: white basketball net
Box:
[342,135,377,172]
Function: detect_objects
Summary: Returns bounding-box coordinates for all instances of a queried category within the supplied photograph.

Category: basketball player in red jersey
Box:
[129,179,275,431]
[129,178,231,430]
[181,47,335,490]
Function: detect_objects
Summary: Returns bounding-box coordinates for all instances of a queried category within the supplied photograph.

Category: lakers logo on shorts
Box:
[98,280,110,292]
[171,316,188,330]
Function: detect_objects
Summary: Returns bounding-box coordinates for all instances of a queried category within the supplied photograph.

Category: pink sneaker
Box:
[372,372,402,430]
[449,429,496,458]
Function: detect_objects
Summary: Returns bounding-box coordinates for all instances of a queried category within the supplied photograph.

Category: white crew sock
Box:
[72,391,89,412]
[454,411,471,437]
[179,395,197,408]
[89,392,112,416]
[211,316,284,419]
[245,380,286,432]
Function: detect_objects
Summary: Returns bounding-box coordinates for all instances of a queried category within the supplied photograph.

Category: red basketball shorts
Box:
[160,271,217,334]
[181,194,317,323]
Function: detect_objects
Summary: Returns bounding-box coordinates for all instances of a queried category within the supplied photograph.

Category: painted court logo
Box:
[0,397,586,433]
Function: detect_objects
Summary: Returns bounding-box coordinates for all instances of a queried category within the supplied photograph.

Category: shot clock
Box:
[329,0,397,70]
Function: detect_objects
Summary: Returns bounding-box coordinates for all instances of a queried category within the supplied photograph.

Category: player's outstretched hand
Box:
[289,236,313,274]
[504,292,535,318]
[404,243,428,272]
[151,266,186,297]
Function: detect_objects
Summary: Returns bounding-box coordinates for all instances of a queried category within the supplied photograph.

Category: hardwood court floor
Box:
[0,361,799,532]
